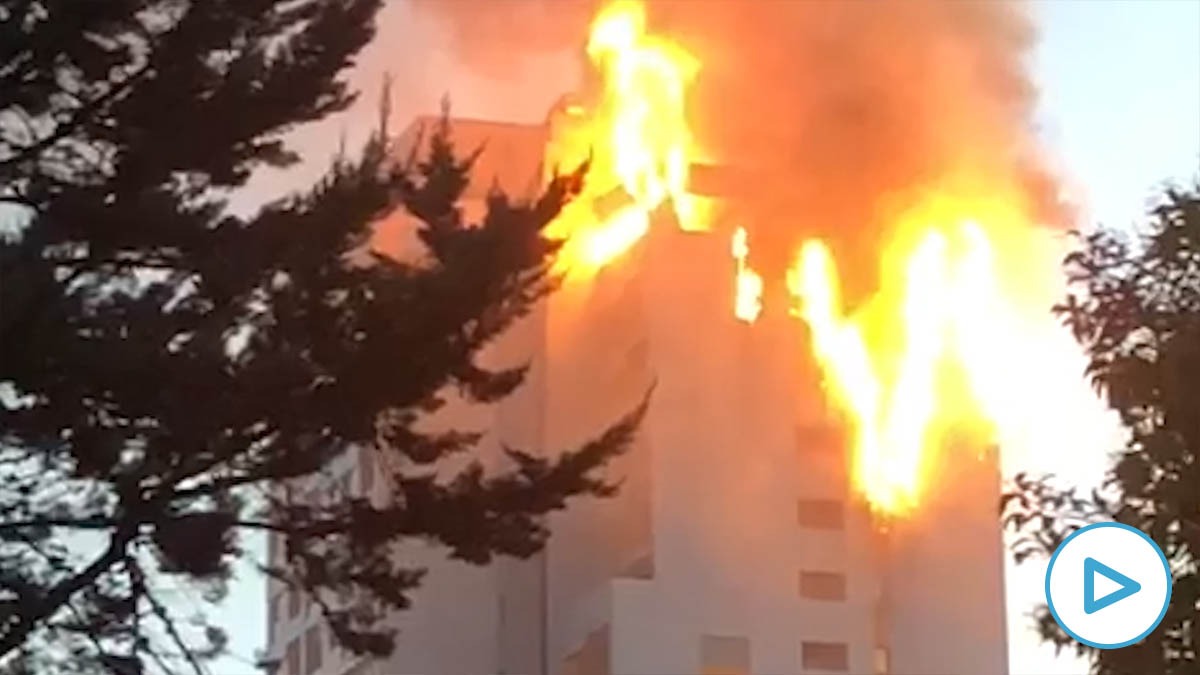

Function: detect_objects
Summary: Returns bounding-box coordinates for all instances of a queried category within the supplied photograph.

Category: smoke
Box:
[407,0,594,78]
[411,0,1066,304]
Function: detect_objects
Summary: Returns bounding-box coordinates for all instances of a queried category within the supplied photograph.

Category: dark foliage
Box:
[0,1,640,672]
[1002,183,1200,674]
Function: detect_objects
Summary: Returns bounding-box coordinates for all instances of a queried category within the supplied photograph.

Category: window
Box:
[796,424,848,482]
[285,640,300,675]
[797,498,845,530]
[799,571,847,601]
[801,641,848,672]
[304,624,322,674]
[873,646,890,675]
[700,635,749,675]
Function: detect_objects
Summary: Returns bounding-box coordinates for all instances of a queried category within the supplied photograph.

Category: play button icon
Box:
[1046,522,1172,649]
[1084,557,1141,614]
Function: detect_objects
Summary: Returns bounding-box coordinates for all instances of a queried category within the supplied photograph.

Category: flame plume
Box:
[543,0,712,277]
[732,226,763,323]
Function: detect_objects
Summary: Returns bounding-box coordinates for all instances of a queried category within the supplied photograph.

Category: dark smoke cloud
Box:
[411,0,1066,305]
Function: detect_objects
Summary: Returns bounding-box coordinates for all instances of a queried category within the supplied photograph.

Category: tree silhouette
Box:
[0,2,640,672]
[1003,182,1200,674]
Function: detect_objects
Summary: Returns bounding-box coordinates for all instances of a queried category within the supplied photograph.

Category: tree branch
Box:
[0,62,153,174]
[0,516,119,534]
[130,561,206,675]
[14,531,130,670]
[0,526,135,658]
[0,195,35,210]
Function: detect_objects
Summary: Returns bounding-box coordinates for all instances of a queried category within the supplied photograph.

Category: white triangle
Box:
[1094,569,1123,599]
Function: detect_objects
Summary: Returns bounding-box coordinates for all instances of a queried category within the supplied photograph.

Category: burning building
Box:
[263,1,1083,673]
[264,108,1009,675]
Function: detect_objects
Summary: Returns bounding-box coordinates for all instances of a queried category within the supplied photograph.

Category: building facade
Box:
[264,111,1009,675]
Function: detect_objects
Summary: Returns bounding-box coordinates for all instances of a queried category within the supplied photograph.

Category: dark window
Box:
[700,635,749,675]
[797,498,845,530]
[304,624,322,674]
[801,641,849,672]
[799,571,847,601]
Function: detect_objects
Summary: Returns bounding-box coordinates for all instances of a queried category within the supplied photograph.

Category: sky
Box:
[202,1,1200,673]
[1007,3,1198,672]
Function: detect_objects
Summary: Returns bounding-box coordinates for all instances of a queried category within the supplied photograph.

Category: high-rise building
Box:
[263,109,1008,675]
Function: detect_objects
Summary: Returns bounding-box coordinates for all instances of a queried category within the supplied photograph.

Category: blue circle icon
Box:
[1044,521,1172,650]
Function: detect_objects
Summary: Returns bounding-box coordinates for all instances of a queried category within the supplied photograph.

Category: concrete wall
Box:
[540,219,884,674]
[540,216,1009,675]
[603,224,879,675]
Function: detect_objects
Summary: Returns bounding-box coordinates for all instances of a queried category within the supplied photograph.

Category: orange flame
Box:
[545,0,711,278]
[732,226,763,323]
[787,192,1035,516]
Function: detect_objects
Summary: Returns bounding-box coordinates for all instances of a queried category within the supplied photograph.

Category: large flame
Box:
[537,0,1081,519]
[544,0,712,277]
[787,191,1039,516]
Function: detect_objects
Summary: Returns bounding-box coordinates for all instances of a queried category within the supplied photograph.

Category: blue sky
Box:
[201,2,1200,673]
[1033,0,1199,230]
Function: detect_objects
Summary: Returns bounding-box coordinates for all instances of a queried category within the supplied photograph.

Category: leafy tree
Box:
[1003,182,1200,674]
[0,1,640,672]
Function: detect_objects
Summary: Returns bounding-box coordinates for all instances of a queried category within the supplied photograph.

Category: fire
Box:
[544,0,711,277]
[537,0,1084,519]
[787,194,1033,516]
[732,227,763,323]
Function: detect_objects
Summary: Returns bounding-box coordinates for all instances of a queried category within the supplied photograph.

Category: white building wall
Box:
[885,442,1010,675]
[540,221,884,674]
[626,224,875,675]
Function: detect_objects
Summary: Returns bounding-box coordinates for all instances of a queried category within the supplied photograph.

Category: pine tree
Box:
[0,2,640,672]
[1003,183,1200,674]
